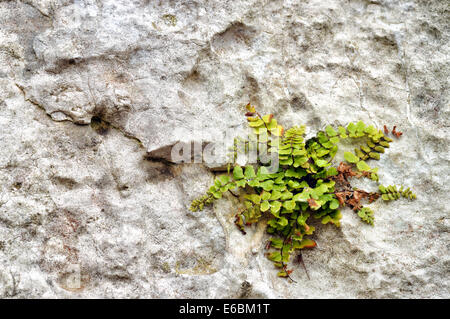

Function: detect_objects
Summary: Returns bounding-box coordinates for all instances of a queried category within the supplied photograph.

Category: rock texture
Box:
[0,0,449,298]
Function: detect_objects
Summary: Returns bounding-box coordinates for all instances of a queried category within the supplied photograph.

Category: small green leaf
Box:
[326,167,338,176]
[364,125,377,135]
[293,190,310,202]
[347,122,356,134]
[321,210,342,227]
[260,201,270,212]
[330,136,340,144]
[285,168,307,178]
[315,159,329,167]
[278,148,292,155]
[233,166,244,180]
[369,152,380,160]
[355,148,366,159]
[253,127,267,135]
[267,118,278,130]
[262,114,273,123]
[261,191,271,201]
[270,190,282,200]
[329,199,339,210]
[270,237,283,248]
[212,191,222,199]
[374,146,385,153]
[293,156,308,167]
[245,194,261,204]
[268,251,282,262]
[260,180,274,191]
[283,200,296,211]
[284,168,296,178]
[282,245,291,262]
[248,119,264,127]
[297,212,309,225]
[355,121,366,133]
[244,165,256,179]
[271,201,282,215]
[257,166,270,178]
[277,216,288,227]
[361,145,371,154]
[356,160,371,171]
[338,126,348,138]
[219,175,231,185]
[316,148,330,157]
[247,179,260,187]
[344,152,359,163]
[280,191,293,200]
[236,179,247,188]
[321,141,334,149]
[325,125,337,137]
[292,149,306,156]
[287,180,301,189]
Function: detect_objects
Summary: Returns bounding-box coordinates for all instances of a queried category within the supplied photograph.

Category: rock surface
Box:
[0,0,449,298]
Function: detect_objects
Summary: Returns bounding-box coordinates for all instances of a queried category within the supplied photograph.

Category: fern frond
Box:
[379,184,417,201]
[190,104,416,278]
[357,207,375,225]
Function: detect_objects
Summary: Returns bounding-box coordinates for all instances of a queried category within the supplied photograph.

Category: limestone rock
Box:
[0,0,448,298]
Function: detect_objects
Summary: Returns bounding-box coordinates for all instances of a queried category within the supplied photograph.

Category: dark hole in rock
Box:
[13,181,22,189]
[90,116,110,135]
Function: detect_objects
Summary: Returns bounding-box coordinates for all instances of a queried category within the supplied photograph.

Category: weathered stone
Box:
[0,0,448,298]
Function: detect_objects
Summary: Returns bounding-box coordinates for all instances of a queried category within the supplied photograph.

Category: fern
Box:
[357,207,375,226]
[190,104,416,279]
[379,184,417,201]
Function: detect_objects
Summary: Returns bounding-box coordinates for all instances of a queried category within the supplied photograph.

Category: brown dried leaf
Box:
[335,192,347,206]
[347,197,362,211]
[353,190,368,202]
[368,192,380,203]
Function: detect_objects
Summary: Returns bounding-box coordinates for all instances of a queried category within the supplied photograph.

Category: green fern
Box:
[190,104,416,278]
[357,207,375,225]
[379,184,417,201]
